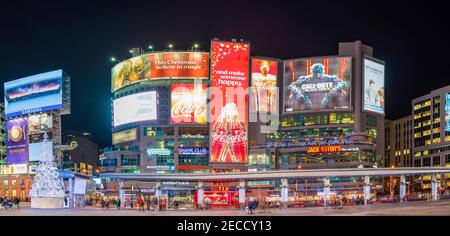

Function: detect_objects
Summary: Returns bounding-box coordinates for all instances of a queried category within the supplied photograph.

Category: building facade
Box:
[99,40,389,208]
[412,85,450,188]
[62,131,100,176]
[384,115,413,168]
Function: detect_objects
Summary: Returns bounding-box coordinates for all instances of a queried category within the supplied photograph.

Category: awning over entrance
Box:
[100,167,450,182]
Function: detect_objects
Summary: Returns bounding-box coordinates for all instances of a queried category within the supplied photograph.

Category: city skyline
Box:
[0,1,448,147]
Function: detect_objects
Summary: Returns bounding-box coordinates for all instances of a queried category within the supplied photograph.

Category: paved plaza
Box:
[2,199,450,216]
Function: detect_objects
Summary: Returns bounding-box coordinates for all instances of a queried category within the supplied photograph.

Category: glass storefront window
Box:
[249,153,274,166]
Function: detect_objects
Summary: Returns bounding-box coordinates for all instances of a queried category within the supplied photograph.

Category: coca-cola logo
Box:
[254,80,276,90]
[212,132,247,143]
[171,103,206,118]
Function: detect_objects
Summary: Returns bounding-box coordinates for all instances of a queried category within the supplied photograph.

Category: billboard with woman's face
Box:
[363,58,385,115]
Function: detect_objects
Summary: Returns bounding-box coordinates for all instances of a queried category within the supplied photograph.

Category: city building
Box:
[412,85,450,189]
[101,49,210,175]
[62,130,100,176]
[384,115,413,168]
[100,40,391,208]
[0,70,71,199]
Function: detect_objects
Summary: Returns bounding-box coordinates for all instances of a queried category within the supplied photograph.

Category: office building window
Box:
[433,156,440,166]
[423,157,431,167]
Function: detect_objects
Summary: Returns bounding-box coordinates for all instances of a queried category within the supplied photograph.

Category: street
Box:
[2,199,450,216]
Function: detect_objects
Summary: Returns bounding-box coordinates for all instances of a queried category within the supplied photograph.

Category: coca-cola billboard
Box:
[171,83,207,124]
[251,58,278,113]
[209,41,250,164]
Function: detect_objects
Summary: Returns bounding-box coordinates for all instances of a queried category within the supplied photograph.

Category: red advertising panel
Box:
[171,83,207,124]
[251,58,278,113]
[112,52,209,92]
[210,41,250,164]
[148,53,209,79]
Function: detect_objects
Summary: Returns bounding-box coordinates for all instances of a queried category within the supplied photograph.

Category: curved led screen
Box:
[112,52,209,92]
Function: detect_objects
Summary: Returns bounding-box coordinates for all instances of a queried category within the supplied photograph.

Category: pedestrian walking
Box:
[117,199,121,210]
[137,196,145,212]
[173,200,179,210]
[146,198,151,211]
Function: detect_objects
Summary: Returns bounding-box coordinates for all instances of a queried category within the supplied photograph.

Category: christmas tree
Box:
[29,133,65,198]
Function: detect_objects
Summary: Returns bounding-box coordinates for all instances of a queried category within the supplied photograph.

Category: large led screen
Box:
[113,91,157,127]
[445,93,450,132]
[112,52,209,92]
[363,58,385,115]
[284,57,351,113]
[251,58,278,113]
[210,41,249,164]
[6,118,29,164]
[4,70,63,117]
[171,83,207,124]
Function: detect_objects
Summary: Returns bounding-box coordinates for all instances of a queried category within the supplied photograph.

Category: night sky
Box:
[0,0,448,148]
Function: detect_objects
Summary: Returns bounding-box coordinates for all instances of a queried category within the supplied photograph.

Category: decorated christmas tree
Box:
[29,133,65,199]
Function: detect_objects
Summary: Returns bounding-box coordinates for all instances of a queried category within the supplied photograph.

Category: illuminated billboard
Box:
[112,128,138,145]
[29,141,53,162]
[28,113,53,143]
[4,70,63,117]
[112,52,209,92]
[251,58,278,113]
[284,57,351,113]
[113,91,157,127]
[171,83,207,124]
[210,41,249,164]
[363,58,385,115]
[446,93,450,132]
[6,118,29,164]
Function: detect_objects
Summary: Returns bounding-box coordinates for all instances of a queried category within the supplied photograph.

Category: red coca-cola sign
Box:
[171,83,207,124]
[212,132,247,143]
[210,41,250,164]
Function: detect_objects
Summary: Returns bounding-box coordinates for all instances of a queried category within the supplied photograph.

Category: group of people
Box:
[136,196,160,212]
[0,196,22,210]
[100,198,121,209]
[324,195,366,209]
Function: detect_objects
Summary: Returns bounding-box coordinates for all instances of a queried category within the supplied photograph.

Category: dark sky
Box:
[0,0,448,147]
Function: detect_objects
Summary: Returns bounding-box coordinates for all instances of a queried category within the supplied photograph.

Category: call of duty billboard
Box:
[283,57,352,114]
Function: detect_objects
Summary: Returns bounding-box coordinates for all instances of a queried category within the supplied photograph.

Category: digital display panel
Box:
[284,57,351,113]
[6,118,29,164]
[363,58,385,115]
[445,93,450,132]
[4,70,63,117]
[112,52,209,92]
[171,83,207,124]
[112,128,138,145]
[113,91,157,127]
[251,58,278,113]
[210,41,249,164]
[28,113,53,143]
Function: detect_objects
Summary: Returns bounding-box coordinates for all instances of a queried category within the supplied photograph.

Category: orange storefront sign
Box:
[307,145,342,153]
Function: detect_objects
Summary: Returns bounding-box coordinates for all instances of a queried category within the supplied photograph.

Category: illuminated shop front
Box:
[195,183,240,208]
[177,127,209,173]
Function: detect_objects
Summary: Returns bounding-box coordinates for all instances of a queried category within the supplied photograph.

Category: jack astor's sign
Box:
[307,145,342,153]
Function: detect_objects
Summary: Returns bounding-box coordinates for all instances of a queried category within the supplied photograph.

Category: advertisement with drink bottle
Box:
[210,41,250,163]
[251,58,278,113]
[171,83,207,124]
